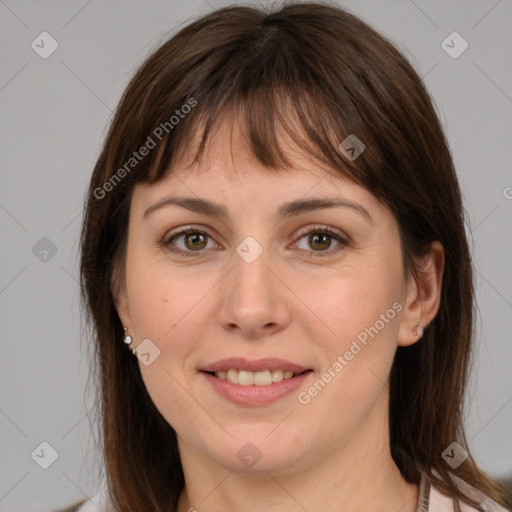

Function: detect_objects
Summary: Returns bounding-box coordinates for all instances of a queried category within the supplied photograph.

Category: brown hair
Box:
[79,2,509,511]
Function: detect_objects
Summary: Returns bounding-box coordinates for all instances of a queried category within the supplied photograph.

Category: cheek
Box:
[295,276,399,439]
[126,251,212,341]
[302,261,401,345]
[296,254,402,403]
[126,264,214,434]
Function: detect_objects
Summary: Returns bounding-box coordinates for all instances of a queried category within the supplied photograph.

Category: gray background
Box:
[1,0,511,510]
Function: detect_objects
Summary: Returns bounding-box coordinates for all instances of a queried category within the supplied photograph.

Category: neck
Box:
[176,394,418,512]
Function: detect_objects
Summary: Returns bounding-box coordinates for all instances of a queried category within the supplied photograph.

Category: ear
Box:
[397,241,445,347]
[113,288,131,330]
[111,263,131,330]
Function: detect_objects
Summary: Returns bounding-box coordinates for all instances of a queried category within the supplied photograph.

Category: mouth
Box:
[200,357,314,406]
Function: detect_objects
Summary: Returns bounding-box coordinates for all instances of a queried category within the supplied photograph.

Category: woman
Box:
[68,2,510,511]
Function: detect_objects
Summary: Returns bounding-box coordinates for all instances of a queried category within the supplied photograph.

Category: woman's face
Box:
[115,120,422,474]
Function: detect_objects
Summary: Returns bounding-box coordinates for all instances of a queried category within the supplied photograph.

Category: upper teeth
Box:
[215,369,295,386]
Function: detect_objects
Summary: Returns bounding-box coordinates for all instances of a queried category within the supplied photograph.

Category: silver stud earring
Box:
[123,327,137,356]
[412,323,424,337]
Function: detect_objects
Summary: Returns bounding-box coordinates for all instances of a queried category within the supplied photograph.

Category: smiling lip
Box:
[201,357,310,374]
[200,357,313,406]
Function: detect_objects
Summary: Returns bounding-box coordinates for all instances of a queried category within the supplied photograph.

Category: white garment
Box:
[429,483,508,511]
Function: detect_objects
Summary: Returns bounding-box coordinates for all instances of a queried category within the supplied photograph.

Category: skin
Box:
[114,117,444,512]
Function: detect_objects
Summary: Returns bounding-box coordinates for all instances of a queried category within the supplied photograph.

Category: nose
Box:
[217,244,292,339]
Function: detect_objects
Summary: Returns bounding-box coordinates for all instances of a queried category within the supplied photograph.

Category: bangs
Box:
[146,84,363,186]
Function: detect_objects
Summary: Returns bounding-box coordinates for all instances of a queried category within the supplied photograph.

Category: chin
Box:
[202,429,309,473]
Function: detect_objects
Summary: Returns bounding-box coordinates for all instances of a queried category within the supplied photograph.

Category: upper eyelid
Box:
[165,224,222,244]
[294,224,347,240]
[165,224,348,249]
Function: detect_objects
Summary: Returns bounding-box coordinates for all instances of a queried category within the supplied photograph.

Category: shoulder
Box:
[428,477,509,512]
[52,498,88,512]
[54,491,106,512]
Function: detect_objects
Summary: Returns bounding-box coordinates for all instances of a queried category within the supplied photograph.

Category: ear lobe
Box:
[397,241,445,347]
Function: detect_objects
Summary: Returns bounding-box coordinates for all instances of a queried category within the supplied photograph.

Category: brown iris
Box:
[308,232,331,251]
[184,232,208,250]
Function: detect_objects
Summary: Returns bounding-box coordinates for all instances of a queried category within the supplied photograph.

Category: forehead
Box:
[133,113,371,206]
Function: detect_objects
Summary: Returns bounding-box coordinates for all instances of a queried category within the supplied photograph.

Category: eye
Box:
[163,227,218,257]
[161,225,349,258]
[292,226,348,257]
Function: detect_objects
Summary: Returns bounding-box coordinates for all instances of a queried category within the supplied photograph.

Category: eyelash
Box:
[161,225,349,258]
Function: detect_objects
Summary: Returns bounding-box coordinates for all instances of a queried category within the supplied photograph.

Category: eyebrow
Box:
[143,196,372,223]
